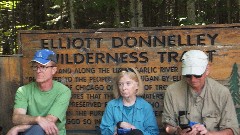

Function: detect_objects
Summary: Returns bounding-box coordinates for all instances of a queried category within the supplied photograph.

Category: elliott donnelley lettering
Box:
[40,34,218,49]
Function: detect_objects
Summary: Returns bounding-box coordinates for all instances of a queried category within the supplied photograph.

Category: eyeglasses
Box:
[185,74,203,79]
[31,65,55,71]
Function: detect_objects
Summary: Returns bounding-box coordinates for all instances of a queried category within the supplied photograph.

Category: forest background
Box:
[1,0,240,55]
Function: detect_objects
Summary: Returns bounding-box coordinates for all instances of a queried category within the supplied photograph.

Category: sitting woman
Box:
[100,67,159,135]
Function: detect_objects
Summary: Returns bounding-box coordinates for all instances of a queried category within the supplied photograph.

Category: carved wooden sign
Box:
[19,24,240,131]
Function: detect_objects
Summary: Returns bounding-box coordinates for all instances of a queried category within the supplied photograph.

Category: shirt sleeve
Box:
[100,102,116,135]
[162,88,178,127]
[48,88,71,122]
[219,91,239,135]
[14,86,29,110]
[140,103,159,135]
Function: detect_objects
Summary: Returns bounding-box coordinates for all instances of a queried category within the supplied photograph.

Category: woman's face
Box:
[118,74,138,99]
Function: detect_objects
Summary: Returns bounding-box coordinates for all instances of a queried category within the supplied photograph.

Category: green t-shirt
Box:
[14,81,71,135]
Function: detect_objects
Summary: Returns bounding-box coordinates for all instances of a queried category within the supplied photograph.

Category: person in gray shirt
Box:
[162,50,239,135]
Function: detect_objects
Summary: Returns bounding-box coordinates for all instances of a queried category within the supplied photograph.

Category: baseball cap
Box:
[31,49,57,65]
[181,50,208,75]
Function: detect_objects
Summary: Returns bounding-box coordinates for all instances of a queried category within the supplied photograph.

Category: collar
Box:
[116,97,143,110]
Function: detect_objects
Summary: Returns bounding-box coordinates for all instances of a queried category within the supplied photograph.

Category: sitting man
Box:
[7,49,71,135]
[162,50,239,135]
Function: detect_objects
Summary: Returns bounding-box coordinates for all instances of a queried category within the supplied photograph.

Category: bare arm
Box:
[207,129,234,135]
[6,125,32,135]
[12,108,37,125]
[12,108,59,135]
[165,124,234,135]
[165,124,192,135]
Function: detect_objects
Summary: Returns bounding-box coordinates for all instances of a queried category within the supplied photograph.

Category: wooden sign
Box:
[19,24,240,132]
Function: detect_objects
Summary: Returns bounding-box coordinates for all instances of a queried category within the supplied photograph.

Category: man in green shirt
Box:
[7,49,71,135]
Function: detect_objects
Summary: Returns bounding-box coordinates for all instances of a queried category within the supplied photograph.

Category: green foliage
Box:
[0,0,240,54]
[46,4,63,26]
[151,0,164,4]
[52,0,63,5]
[229,63,240,95]
[0,1,19,10]
[228,63,240,126]
[0,0,27,54]
[77,0,117,9]
[236,108,240,126]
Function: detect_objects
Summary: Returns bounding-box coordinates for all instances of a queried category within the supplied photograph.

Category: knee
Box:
[23,125,44,135]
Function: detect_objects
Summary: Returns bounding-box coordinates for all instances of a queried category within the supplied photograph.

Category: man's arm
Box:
[194,124,234,135]
[165,124,194,135]
[207,129,234,135]
[12,108,36,125]
[6,125,32,135]
[12,108,59,135]
[165,124,234,135]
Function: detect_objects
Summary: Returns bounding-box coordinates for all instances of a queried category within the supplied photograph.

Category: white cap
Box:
[182,50,208,75]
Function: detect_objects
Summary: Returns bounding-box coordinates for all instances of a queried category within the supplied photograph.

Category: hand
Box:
[192,124,208,135]
[176,126,199,135]
[119,121,136,129]
[6,125,31,135]
[6,127,19,135]
[36,116,59,135]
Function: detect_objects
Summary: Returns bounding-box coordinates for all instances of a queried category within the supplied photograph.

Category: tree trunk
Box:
[69,0,75,29]
[137,0,143,27]
[130,0,143,27]
[60,0,63,29]
[173,0,179,25]
[227,0,231,23]
[187,0,196,23]
[130,0,136,27]
[114,0,120,27]
[239,0,240,21]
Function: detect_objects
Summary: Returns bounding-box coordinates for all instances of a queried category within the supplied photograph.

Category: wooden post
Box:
[0,55,22,134]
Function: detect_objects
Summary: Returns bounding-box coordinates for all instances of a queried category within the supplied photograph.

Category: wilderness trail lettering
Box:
[112,67,157,73]
[75,85,105,91]
[142,93,164,99]
[137,67,158,73]
[57,52,148,64]
[89,111,104,116]
[74,68,96,73]
[160,67,178,72]
[141,75,160,82]
[89,76,112,82]
[70,101,102,107]
[55,50,215,64]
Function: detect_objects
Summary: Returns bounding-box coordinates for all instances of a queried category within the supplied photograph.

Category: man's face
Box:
[32,62,57,83]
[185,66,209,91]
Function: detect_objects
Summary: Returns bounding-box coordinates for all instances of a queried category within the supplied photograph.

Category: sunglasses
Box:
[185,74,203,78]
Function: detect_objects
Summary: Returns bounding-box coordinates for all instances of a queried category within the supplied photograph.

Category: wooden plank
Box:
[0,56,22,134]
